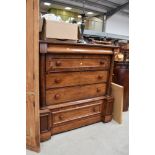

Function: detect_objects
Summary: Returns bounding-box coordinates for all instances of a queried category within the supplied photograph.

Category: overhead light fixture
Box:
[44,2,51,6]
[87,12,93,15]
[65,7,72,10]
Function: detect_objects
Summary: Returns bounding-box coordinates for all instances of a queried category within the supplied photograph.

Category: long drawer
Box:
[52,115,101,134]
[40,97,106,139]
[46,83,106,105]
[51,99,103,134]
[46,71,108,89]
[46,56,111,72]
[53,102,102,125]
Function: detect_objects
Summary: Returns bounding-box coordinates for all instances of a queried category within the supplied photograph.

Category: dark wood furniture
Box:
[39,41,117,141]
[113,61,129,111]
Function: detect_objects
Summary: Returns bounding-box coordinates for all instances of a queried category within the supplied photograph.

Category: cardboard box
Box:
[41,19,78,41]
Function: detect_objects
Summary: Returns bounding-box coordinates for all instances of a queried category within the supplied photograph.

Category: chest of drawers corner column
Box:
[39,41,116,142]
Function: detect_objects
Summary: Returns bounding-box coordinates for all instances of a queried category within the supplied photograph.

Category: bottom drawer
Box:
[52,114,101,134]
[53,101,102,125]
[40,97,114,141]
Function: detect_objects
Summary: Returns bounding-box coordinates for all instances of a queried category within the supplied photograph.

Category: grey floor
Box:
[27,112,129,155]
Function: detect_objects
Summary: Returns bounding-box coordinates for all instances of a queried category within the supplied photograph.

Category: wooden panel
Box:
[40,54,46,107]
[40,114,50,132]
[26,0,34,92]
[111,83,123,124]
[53,102,102,125]
[26,95,34,144]
[52,114,101,134]
[46,71,108,89]
[40,111,52,142]
[46,56,111,72]
[106,51,114,95]
[105,97,114,115]
[46,83,106,105]
[26,0,40,152]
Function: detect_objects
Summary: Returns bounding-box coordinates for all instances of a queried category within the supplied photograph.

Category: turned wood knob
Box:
[97,88,101,93]
[55,61,62,66]
[98,75,103,79]
[54,78,61,83]
[80,62,83,65]
[59,115,63,120]
[100,61,105,65]
[54,94,60,99]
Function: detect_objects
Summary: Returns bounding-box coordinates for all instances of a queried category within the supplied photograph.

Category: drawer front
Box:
[46,83,106,105]
[46,56,111,72]
[46,71,108,89]
[53,101,102,124]
[52,114,101,134]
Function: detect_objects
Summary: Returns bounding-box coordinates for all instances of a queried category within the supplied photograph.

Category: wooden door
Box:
[26,0,40,152]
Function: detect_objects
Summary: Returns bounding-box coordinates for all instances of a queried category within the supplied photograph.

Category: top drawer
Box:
[46,55,111,72]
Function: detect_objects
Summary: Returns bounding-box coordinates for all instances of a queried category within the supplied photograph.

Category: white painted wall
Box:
[106,12,129,36]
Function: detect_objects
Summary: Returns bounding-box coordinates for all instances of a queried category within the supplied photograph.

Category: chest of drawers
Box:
[39,42,116,141]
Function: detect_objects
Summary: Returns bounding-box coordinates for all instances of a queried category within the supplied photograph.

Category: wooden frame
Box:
[26,0,40,152]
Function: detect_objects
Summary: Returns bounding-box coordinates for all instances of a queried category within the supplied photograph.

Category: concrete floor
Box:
[27,112,129,155]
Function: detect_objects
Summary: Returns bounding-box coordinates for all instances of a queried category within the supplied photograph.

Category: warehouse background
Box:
[41,0,129,38]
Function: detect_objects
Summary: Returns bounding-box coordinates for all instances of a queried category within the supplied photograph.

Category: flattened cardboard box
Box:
[41,19,78,41]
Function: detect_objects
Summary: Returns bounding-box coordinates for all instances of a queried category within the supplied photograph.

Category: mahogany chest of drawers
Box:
[39,41,116,141]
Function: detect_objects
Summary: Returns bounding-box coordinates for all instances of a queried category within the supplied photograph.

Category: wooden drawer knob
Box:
[54,94,60,99]
[98,75,103,79]
[97,88,101,93]
[55,61,62,66]
[100,61,105,65]
[59,115,63,120]
[54,78,61,83]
